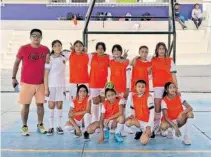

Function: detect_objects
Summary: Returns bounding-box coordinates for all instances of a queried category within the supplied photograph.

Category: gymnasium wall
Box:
[1,4,202,20]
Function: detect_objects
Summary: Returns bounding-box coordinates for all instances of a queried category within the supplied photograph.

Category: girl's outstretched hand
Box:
[70,43,74,52]
[122,49,129,59]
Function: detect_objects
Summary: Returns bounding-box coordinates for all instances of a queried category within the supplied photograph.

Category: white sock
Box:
[123,124,134,133]
[115,123,124,134]
[49,109,54,128]
[91,103,100,122]
[84,113,91,131]
[57,109,62,128]
[183,121,189,138]
[154,112,161,128]
[64,125,74,132]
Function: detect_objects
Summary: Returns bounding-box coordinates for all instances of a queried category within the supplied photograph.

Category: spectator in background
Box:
[175,3,187,30]
[192,3,203,29]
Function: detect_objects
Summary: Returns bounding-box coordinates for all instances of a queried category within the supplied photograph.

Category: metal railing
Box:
[83,0,177,63]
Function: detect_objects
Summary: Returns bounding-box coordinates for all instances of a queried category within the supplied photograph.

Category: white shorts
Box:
[90,88,104,98]
[68,83,89,99]
[74,119,83,127]
[138,120,154,133]
[154,87,164,99]
[49,87,65,101]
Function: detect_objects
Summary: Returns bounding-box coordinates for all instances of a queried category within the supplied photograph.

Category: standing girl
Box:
[86,88,125,143]
[131,46,151,93]
[44,40,66,135]
[63,40,89,99]
[64,84,92,139]
[110,44,130,99]
[161,82,194,145]
[151,42,178,134]
[89,42,110,122]
[125,80,155,145]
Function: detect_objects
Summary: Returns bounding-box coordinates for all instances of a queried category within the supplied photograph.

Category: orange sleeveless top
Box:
[151,57,173,87]
[73,96,89,121]
[131,59,151,93]
[162,95,184,120]
[103,98,120,120]
[89,54,109,88]
[110,60,129,93]
[133,93,150,122]
[69,52,89,83]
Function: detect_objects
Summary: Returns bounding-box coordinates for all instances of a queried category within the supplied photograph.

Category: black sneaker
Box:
[134,131,143,140]
[150,131,155,139]
[47,128,54,136]
[84,131,90,139]
[56,127,64,135]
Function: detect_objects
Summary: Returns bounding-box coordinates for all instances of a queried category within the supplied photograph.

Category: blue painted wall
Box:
[1,4,200,20]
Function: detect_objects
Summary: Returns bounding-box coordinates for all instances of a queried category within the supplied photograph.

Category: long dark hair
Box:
[194,3,199,9]
[76,84,89,97]
[162,82,174,98]
[154,42,168,58]
[51,40,62,55]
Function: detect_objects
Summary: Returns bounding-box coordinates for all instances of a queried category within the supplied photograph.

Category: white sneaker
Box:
[154,126,161,136]
[166,128,174,139]
[161,130,168,137]
[183,135,191,145]
[120,131,127,137]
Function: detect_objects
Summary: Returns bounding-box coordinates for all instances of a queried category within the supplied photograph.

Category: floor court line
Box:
[1,149,211,153]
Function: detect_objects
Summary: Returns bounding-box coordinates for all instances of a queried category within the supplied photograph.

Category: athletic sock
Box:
[57,109,62,128]
[84,113,91,131]
[49,109,54,128]
[115,123,124,134]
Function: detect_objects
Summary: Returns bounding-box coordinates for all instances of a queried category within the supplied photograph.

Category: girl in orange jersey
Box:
[161,82,194,145]
[64,85,92,139]
[109,44,131,135]
[62,40,89,99]
[85,88,125,143]
[125,80,155,145]
[151,42,178,135]
[89,42,110,123]
[89,42,128,123]
[131,46,151,94]
[110,44,130,99]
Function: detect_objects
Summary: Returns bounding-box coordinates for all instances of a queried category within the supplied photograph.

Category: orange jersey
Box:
[89,54,109,88]
[69,52,89,83]
[151,57,173,87]
[131,59,151,93]
[162,95,184,120]
[133,93,150,122]
[73,96,89,121]
[103,98,121,120]
[110,60,129,93]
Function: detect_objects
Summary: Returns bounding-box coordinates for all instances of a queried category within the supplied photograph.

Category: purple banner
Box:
[1,4,201,20]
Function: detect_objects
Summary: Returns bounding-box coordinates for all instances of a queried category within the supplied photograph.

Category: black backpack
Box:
[76,13,83,20]
[66,12,74,20]
[141,12,151,21]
